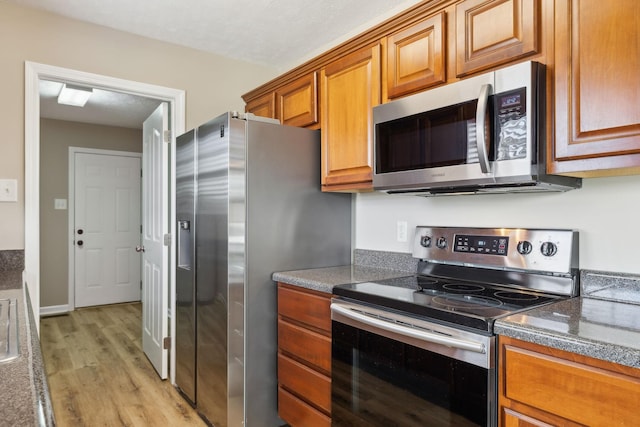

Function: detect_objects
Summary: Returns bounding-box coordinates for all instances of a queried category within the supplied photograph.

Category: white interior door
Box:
[142,102,170,379]
[74,152,142,307]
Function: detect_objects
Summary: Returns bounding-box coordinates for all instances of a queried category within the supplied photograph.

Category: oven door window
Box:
[332,321,488,426]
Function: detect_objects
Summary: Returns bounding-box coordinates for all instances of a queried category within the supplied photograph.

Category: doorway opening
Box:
[25,61,185,383]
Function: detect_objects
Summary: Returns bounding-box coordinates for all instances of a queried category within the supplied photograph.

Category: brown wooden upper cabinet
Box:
[243,0,640,187]
[276,72,319,128]
[455,0,539,77]
[551,0,640,177]
[245,72,319,129]
[320,44,381,192]
[385,11,446,100]
[245,92,276,120]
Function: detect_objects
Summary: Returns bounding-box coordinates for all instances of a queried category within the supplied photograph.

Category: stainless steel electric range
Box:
[331,226,579,427]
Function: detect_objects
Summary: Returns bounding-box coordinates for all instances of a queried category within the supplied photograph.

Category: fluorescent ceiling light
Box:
[57,84,93,107]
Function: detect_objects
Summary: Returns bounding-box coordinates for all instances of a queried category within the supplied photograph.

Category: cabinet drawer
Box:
[503,344,640,426]
[279,353,331,414]
[279,386,330,427]
[278,319,331,373]
[278,284,331,333]
[502,407,570,427]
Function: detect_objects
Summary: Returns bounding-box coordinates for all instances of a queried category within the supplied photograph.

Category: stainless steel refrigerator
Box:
[175,112,352,427]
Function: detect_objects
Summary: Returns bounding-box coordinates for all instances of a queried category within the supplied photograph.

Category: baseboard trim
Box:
[40,304,70,317]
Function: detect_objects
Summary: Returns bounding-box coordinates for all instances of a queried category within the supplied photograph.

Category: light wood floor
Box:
[40,302,206,426]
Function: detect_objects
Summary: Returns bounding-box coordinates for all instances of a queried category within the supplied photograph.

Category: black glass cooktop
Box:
[332,275,562,333]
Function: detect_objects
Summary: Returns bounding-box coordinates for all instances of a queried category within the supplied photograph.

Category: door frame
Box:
[25,61,185,384]
[68,147,143,310]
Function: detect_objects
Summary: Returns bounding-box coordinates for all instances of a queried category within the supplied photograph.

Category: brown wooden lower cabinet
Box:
[278,319,331,373]
[499,336,640,427]
[278,387,331,427]
[502,408,560,427]
[277,283,332,426]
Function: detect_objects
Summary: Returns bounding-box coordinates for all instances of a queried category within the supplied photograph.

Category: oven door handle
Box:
[331,303,486,354]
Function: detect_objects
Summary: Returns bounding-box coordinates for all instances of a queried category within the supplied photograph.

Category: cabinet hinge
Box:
[163,336,171,350]
[163,233,171,246]
[163,130,171,143]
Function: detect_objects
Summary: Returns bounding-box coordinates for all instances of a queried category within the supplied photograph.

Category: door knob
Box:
[77,229,84,235]
[135,245,145,253]
[77,240,83,247]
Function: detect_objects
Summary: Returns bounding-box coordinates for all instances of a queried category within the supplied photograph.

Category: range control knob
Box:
[420,235,432,248]
[517,240,533,255]
[436,236,447,249]
[540,241,558,257]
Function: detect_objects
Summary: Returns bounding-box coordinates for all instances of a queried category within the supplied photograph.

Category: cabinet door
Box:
[245,92,276,119]
[456,0,539,77]
[321,44,381,191]
[386,12,446,100]
[551,0,640,176]
[500,337,640,426]
[277,72,319,128]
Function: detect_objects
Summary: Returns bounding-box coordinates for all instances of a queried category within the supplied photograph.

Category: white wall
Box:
[355,174,640,274]
[0,1,278,250]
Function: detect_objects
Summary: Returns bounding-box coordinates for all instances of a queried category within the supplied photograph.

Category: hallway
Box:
[40,302,205,426]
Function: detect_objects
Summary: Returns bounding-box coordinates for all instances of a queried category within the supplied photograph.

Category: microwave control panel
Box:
[495,88,526,122]
[495,87,528,161]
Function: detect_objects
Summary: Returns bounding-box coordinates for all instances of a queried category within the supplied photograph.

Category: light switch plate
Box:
[0,179,18,202]
[54,199,67,210]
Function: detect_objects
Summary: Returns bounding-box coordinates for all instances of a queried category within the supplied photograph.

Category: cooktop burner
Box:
[332,275,562,333]
[441,283,486,292]
[494,291,540,301]
[416,277,551,307]
[432,294,503,309]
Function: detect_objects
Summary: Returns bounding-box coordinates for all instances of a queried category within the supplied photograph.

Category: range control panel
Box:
[413,226,578,274]
[454,235,509,256]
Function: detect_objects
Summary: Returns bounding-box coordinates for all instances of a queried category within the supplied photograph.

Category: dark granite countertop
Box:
[272,249,418,294]
[272,249,418,293]
[496,270,640,370]
[0,270,55,426]
[273,264,413,293]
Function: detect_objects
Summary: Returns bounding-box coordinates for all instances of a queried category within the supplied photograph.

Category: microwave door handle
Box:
[476,83,492,174]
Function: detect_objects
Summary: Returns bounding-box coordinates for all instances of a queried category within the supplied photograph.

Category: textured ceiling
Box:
[13,0,423,128]
[11,0,422,69]
[39,80,162,129]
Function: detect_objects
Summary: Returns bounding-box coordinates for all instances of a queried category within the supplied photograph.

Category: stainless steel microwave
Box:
[373,61,581,195]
